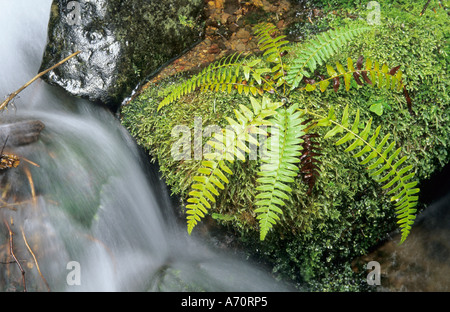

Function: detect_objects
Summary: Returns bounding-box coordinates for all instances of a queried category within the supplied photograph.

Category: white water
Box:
[0,1,290,291]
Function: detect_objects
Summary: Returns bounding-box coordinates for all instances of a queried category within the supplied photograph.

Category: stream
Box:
[354,165,450,292]
[0,0,291,292]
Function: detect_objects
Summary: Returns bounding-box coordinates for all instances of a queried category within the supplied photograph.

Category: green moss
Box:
[121,0,449,290]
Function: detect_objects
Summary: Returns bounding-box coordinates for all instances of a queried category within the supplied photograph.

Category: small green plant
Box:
[178,14,196,29]
[157,22,419,243]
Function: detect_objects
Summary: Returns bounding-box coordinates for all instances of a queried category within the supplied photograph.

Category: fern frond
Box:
[255,104,306,240]
[299,119,322,195]
[158,53,243,111]
[305,56,414,114]
[286,25,371,89]
[158,53,276,111]
[254,23,291,89]
[304,56,407,95]
[186,96,283,234]
[318,105,419,243]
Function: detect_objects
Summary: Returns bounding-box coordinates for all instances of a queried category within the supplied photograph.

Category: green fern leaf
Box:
[158,53,260,111]
[322,105,419,243]
[186,96,283,234]
[286,25,371,89]
[255,104,306,240]
[306,57,406,94]
[254,23,290,89]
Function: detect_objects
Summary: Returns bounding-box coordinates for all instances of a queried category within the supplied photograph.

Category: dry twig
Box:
[23,165,37,207]
[0,51,81,111]
[21,227,50,291]
[3,218,27,291]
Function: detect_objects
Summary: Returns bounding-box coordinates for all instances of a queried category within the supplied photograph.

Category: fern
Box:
[158,53,272,111]
[298,119,322,195]
[316,105,419,243]
[255,104,305,240]
[158,53,243,110]
[186,96,282,234]
[303,56,406,93]
[254,23,290,89]
[154,22,421,244]
[286,25,371,89]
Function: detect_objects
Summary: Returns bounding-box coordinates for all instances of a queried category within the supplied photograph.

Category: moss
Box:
[121,0,449,290]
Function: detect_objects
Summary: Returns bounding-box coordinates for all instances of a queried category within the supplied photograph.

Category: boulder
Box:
[39,0,205,111]
[0,120,45,148]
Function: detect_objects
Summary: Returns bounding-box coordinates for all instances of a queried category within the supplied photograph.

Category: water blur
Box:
[355,166,450,291]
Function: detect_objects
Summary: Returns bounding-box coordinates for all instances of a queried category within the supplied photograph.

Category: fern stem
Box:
[248,67,281,97]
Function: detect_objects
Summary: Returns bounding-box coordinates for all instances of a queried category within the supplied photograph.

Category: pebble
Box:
[236,28,250,40]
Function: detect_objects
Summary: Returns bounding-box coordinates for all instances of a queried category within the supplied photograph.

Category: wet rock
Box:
[352,192,450,292]
[40,0,205,111]
[0,120,45,147]
[223,0,240,15]
[208,43,221,54]
[220,12,231,25]
[228,22,239,33]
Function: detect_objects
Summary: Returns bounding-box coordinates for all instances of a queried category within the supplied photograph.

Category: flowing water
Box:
[0,1,291,292]
[354,166,450,292]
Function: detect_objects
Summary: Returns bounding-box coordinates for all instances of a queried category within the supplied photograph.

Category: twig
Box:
[21,227,50,291]
[23,165,37,207]
[3,218,27,291]
[21,157,40,168]
[0,205,18,211]
[420,0,432,16]
[0,198,33,210]
[84,234,117,273]
[0,51,81,111]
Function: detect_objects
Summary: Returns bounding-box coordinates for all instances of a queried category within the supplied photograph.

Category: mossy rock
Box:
[121,0,449,290]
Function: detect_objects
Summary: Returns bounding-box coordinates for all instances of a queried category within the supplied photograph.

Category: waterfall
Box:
[0,1,291,292]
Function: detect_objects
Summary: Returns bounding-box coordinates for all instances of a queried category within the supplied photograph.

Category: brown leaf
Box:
[361,71,372,85]
[299,129,322,195]
[356,55,364,70]
[0,155,20,170]
[333,77,340,92]
[389,65,401,76]
[353,72,363,86]
[403,86,414,116]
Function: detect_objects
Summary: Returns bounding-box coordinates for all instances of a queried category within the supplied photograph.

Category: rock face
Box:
[40,0,205,110]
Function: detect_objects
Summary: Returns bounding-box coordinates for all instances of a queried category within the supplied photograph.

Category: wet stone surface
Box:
[0,120,45,147]
[40,0,205,110]
[353,191,450,291]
